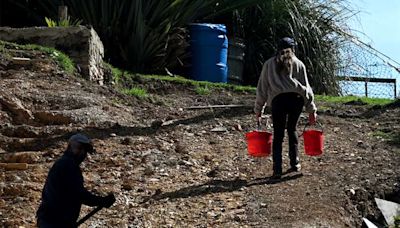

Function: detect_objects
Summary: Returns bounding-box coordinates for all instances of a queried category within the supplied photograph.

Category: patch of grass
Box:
[372,131,400,146]
[126,74,256,94]
[122,87,148,99]
[195,86,211,95]
[111,66,123,81]
[103,64,256,93]
[317,105,330,112]
[51,51,75,74]
[233,85,256,92]
[24,44,75,74]
[372,131,392,139]
[103,62,123,83]
[0,40,75,74]
[394,215,400,228]
[104,64,397,106]
[315,95,393,106]
[143,74,256,93]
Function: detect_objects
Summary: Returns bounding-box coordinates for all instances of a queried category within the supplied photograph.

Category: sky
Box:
[351,0,400,64]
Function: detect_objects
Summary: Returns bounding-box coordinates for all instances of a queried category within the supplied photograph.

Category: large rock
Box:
[0,26,105,84]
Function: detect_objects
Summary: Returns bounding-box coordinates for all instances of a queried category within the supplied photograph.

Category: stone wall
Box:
[0,26,105,84]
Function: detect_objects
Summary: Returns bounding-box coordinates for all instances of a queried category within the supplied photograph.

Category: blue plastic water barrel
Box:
[189,23,228,83]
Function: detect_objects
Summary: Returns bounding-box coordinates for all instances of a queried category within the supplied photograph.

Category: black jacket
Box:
[37,151,103,226]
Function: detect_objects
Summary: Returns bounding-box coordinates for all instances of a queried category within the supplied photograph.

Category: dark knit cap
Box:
[278,37,297,50]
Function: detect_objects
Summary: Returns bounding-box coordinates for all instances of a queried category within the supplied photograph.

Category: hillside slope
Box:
[1,42,399,227]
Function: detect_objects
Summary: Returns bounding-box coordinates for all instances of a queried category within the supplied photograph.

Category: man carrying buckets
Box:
[254,37,317,179]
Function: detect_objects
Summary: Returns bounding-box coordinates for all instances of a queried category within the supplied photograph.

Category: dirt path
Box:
[1,46,400,227]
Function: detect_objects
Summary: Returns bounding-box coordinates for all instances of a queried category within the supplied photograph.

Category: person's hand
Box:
[309,112,317,125]
[102,193,116,208]
[256,112,262,128]
[256,112,261,121]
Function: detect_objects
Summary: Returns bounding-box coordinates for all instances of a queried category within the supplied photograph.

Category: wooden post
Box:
[0,163,28,170]
[395,82,397,99]
[365,80,368,97]
[58,5,68,22]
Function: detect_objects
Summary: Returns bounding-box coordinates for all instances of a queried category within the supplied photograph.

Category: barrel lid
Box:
[189,23,226,32]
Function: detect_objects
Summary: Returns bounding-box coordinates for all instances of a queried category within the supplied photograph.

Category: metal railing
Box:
[338,76,397,99]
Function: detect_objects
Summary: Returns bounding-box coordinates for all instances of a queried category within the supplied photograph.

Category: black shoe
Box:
[271,172,282,180]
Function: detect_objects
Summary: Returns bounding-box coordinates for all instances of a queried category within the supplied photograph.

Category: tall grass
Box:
[229,0,358,94]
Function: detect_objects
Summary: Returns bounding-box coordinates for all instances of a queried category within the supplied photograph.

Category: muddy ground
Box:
[1,45,399,227]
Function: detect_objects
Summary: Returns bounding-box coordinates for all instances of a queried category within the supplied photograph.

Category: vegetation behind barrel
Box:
[2,0,359,94]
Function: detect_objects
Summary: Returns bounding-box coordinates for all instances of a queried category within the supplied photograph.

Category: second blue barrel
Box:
[189,23,228,83]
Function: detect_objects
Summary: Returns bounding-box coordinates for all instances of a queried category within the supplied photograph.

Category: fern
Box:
[44,16,82,27]
[45,17,57,27]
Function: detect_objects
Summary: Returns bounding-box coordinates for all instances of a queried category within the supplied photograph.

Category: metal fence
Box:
[338,42,400,99]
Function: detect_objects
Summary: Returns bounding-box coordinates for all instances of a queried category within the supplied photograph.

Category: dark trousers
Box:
[37,219,76,228]
[271,93,304,174]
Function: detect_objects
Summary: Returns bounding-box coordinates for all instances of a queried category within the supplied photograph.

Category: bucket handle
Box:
[301,122,323,135]
[257,115,272,131]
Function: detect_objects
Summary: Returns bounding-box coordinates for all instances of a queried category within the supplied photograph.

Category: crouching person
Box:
[37,134,116,228]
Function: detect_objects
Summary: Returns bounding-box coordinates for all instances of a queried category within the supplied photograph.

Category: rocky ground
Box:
[1,44,399,228]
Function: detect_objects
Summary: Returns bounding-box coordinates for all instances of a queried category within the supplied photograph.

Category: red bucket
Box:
[246,131,273,157]
[303,129,324,156]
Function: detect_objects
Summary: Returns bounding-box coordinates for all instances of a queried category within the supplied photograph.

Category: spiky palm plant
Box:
[5,0,359,94]
[5,0,264,73]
